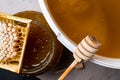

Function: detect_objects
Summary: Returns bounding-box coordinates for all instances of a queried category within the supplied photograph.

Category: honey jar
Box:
[14,11,63,75]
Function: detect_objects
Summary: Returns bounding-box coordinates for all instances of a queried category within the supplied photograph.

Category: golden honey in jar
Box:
[14,11,63,75]
[47,0,120,58]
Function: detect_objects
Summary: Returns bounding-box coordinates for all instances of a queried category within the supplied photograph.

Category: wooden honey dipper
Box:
[58,35,101,80]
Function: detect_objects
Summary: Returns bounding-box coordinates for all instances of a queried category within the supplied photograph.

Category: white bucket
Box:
[38,0,120,69]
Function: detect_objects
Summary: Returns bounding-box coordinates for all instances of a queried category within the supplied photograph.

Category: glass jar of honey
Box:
[14,11,63,75]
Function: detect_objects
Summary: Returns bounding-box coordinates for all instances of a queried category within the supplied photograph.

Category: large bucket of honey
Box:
[38,0,120,69]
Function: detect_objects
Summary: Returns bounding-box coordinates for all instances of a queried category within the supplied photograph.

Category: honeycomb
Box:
[0,12,31,73]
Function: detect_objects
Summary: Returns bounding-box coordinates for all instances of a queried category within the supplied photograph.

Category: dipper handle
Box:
[58,35,101,80]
